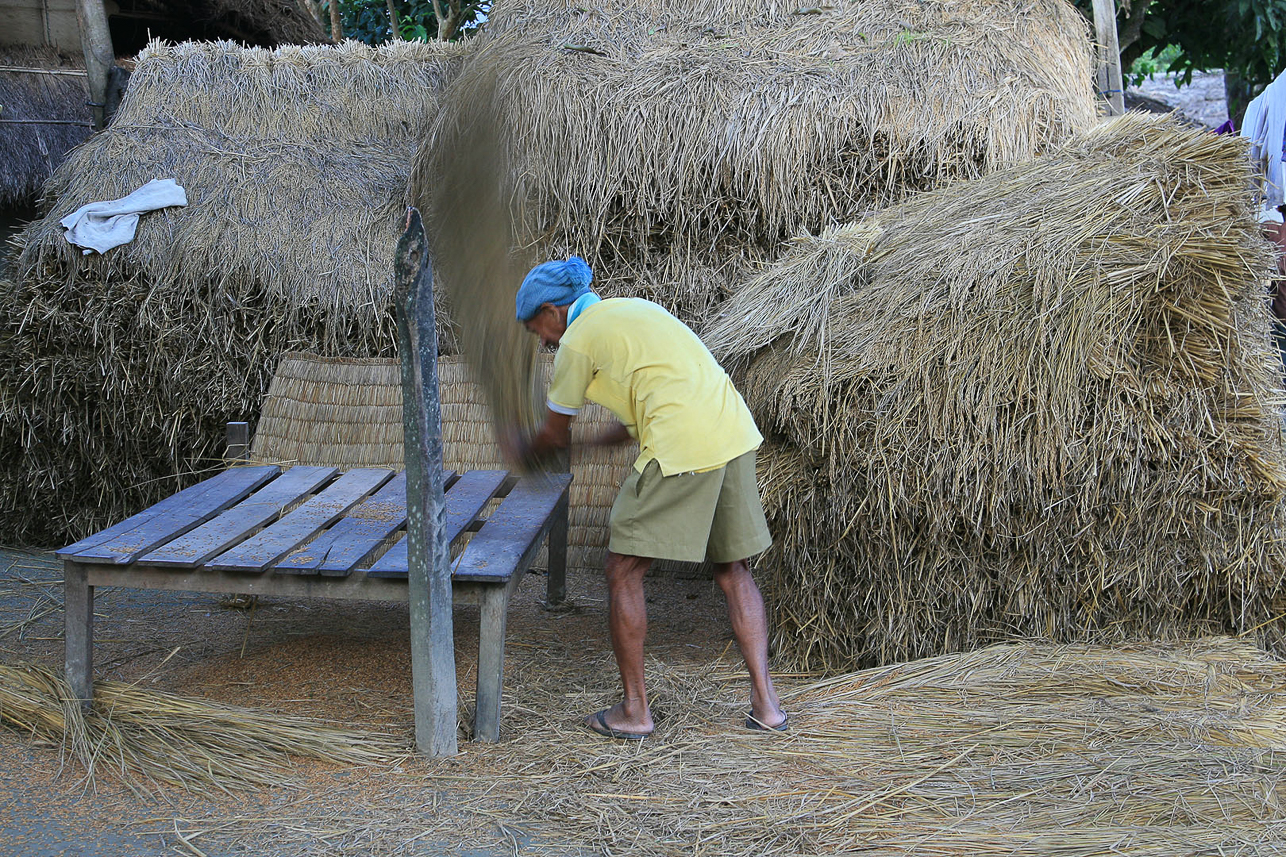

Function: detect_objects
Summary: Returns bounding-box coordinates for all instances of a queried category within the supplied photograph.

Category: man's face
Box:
[523,303,565,348]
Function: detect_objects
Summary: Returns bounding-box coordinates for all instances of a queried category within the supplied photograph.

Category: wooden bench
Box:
[59,463,571,742]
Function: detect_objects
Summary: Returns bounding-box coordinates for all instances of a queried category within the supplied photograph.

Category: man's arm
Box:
[591,420,632,447]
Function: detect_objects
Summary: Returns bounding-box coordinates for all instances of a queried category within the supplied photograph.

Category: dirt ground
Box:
[1127,70,1230,128]
[0,546,743,856]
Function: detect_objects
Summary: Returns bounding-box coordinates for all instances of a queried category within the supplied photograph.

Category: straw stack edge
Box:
[705,113,1286,671]
[0,663,400,794]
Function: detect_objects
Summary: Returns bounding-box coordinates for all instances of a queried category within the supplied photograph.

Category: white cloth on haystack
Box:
[60,178,188,255]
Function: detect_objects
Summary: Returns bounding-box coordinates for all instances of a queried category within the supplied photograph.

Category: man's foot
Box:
[584,709,651,740]
[745,711,789,732]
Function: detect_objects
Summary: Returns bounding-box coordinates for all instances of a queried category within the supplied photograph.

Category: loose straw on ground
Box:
[0,663,406,796]
[103,637,1286,857]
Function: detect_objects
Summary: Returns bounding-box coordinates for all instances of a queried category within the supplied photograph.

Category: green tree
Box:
[1076,0,1286,122]
[320,0,488,44]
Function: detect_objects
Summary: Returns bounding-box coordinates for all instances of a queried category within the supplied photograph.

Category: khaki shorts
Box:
[608,449,772,564]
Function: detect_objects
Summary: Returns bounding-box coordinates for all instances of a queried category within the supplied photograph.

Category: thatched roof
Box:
[417,0,1096,328]
[0,39,464,545]
[0,45,91,207]
[703,114,1286,670]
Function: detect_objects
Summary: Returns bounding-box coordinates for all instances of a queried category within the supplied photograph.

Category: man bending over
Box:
[506,256,787,739]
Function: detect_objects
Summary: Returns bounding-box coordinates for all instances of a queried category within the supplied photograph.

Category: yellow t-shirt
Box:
[546,298,762,476]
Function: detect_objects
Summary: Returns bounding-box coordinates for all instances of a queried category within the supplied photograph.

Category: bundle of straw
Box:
[0,39,464,545]
[0,664,403,794]
[705,114,1286,670]
[417,0,1096,330]
[415,68,540,437]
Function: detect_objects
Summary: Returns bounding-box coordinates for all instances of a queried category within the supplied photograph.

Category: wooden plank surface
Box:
[58,466,281,564]
[276,471,409,576]
[453,474,573,583]
[366,469,510,578]
[205,468,395,572]
[58,466,271,558]
[277,471,463,577]
[138,466,338,568]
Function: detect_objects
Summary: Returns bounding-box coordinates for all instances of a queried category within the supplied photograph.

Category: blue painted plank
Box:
[453,474,572,583]
[58,466,281,564]
[205,468,395,573]
[366,470,510,579]
[58,467,265,558]
[276,471,464,577]
[137,466,338,568]
[276,471,409,577]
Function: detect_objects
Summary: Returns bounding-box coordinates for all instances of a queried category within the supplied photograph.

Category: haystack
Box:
[0,45,91,208]
[416,0,1097,329]
[704,114,1286,671]
[0,39,464,545]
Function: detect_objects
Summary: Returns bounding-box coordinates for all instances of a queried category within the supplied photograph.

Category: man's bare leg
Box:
[586,551,655,735]
[713,559,786,728]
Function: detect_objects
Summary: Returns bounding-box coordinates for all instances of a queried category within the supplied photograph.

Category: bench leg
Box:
[63,561,94,707]
[474,586,509,742]
[546,492,569,606]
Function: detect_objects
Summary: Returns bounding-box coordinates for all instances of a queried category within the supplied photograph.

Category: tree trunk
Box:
[1226,73,1257,132]
[387,0,401,40]
[431,0,461,41]
[328,0,344,40]
[74,0,114,130]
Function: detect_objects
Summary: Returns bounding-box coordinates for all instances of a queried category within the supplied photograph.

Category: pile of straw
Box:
[704,114,1286,671]
[417,0,1096,329]
[0,664,402,794]
[0,39,464,545]
[0,45,91,207]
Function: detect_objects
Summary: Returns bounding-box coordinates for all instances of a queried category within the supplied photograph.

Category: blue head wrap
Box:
[515,256,594,321]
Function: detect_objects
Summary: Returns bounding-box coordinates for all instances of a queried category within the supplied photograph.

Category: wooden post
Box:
[74,0,113,130]
[395,208,458,757]
[1092,0,1125,117]
[546,450,569,606]
[226,421,250,462]
[63,561,94,706]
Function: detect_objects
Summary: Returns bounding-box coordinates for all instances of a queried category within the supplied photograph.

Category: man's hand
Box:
[501,409,574,470]
[499,427,529,468]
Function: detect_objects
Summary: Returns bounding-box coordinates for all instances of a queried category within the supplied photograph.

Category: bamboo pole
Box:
[1091,0,1125,116]
[395,207,458,758]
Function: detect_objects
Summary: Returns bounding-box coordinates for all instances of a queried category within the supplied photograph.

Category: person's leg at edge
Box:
[713,559,786,728]
[587,551,656,735]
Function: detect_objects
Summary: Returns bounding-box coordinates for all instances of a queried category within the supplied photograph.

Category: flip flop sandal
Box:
[586,709,650,740]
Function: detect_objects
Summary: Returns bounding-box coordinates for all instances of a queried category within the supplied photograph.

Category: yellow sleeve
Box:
[546,346,594,415]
